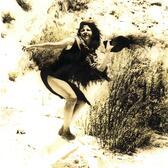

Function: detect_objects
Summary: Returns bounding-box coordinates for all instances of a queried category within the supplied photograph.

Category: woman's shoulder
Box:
[64,36,81,50]
[61,37,75,50]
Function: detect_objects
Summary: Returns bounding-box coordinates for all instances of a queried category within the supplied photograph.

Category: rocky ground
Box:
[0,0,168,167]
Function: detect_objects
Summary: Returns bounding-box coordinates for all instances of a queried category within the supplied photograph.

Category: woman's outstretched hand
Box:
[22,45,34,51]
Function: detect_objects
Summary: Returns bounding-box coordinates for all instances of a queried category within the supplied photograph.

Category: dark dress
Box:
[40,38,109,105]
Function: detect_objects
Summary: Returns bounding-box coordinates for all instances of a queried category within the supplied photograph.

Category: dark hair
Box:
[77,21,101,50]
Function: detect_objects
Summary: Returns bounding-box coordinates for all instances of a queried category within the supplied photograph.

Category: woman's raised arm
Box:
[23,37,75,51]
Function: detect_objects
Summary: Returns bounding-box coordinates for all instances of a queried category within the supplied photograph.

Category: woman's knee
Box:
[66,94,77,105]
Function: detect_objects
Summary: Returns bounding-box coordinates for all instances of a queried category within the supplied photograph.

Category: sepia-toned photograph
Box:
[0,0,168,167]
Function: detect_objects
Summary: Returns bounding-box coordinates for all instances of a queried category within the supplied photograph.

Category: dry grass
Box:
[67,0,90,11]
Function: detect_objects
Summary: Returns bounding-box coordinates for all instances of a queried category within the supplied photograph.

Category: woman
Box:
[24,20,109,140]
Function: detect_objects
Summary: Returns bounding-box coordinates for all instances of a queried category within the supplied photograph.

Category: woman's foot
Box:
[58,126,76,140]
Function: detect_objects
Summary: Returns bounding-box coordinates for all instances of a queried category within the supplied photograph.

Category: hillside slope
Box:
[0,0,168,168]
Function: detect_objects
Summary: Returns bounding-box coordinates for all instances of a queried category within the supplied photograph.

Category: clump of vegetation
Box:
[85,46,168,154]
[67,0,89,11]
[31,49,60,69]
[16,0,32,12]
[2,13,15,24]
[147,61,168,133]
[56,0,90,12]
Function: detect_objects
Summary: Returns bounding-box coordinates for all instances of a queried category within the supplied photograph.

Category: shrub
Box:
[147,61,168,132]
[85,46,168,153]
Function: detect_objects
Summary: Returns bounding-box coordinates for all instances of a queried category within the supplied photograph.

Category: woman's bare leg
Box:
[47,75,77,140]
[72,100,86,120]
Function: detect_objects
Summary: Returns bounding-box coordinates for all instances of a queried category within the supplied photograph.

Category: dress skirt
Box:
[40,61,109,105]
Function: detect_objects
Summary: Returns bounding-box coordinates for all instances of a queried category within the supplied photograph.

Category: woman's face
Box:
[79,25,92,44]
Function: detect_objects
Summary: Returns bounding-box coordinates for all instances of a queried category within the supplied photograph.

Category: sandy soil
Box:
[0,105,168,168]
[0,0,168,167]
